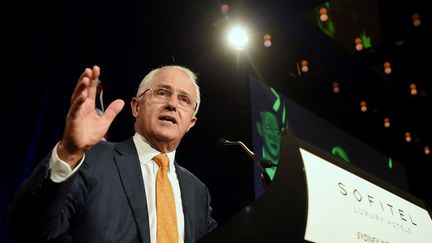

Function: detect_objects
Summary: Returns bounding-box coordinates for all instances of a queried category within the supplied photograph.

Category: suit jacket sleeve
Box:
[6,149,91,242]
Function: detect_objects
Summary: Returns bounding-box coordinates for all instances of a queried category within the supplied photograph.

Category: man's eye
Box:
[156,89,171,97]
[178,95,191,104]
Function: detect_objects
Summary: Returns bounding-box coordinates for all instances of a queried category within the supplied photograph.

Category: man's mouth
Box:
[159,115,177,124]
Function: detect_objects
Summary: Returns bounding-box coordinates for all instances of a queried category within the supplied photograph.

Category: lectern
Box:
[198,128,432,242]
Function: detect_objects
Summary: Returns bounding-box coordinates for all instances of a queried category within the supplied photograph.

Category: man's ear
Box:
[131,98,140,117]
[186,116,197,132]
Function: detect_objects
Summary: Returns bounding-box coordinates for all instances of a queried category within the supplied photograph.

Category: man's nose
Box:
[166,95,179,109]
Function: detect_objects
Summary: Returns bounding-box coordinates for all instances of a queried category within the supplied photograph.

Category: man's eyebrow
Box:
[178,90,192,96]
[155,84,192,96]
[154,84,172,89]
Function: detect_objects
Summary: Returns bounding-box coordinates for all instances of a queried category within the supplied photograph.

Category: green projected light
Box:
[256,111,281,180]
[331,146,351,162]
[305,0,382,54]
[360,31,372,48]
[317,3,335,38]
[255,87,287,181]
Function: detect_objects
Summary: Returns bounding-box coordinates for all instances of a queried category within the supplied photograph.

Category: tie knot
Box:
[153,153,169,168]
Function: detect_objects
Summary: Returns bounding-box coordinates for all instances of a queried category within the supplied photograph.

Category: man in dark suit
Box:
[7,65,217,242]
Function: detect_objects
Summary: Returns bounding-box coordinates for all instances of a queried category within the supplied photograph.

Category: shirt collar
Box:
[133,133,176,172]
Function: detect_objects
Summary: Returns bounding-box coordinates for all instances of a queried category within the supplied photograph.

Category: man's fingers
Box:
[103,99,125,123]
[78,68,92,83]
[71,66,100,102]
[68,90,88,119]
[87,65,100,101]
[71,77,90,104]
[91,65,100,80]
[72,68,92,96]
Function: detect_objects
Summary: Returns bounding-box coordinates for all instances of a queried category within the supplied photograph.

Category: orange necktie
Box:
[153,153,179,243]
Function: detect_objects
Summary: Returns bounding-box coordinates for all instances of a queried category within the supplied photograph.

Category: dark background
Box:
[2,0,431,242]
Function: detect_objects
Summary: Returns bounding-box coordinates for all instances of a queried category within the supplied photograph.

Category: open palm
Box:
[60,65,124,165]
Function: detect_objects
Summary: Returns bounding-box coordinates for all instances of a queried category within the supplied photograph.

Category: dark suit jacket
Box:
[7,137,217,242]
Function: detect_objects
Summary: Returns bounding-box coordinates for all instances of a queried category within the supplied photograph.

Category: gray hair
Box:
[136,65,201,116]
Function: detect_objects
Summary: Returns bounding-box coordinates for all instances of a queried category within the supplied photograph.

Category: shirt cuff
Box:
[49,142,85,183]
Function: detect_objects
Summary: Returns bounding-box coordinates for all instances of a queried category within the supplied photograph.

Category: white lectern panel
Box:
[301,148,432,243]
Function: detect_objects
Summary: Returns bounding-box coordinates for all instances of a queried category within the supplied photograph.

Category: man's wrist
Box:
[57,141,84,169]
[50,142,85,183]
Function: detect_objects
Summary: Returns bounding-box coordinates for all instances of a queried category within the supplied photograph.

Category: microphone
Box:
[217,138,277,168]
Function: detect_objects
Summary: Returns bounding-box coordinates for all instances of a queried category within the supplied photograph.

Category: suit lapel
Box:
[176,164,193,243]
[114,138,150,243]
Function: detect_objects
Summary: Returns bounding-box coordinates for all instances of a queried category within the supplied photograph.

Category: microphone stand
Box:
[217,138,276,190]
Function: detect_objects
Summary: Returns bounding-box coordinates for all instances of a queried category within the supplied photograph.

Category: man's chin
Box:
[153,130,178,142]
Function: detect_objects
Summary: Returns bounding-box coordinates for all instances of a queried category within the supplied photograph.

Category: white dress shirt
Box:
[49,133,185,243]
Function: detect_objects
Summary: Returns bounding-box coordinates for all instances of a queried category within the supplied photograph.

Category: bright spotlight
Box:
[228,27,248,50]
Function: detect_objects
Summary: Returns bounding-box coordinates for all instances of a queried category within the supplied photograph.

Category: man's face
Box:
[260,112,281,158]
[132,68,197,151]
